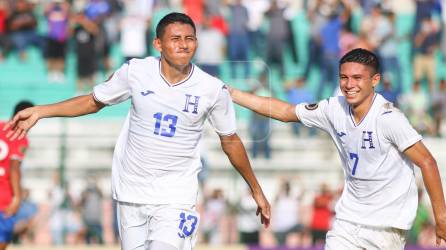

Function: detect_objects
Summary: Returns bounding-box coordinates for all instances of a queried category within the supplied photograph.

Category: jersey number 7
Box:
[349,152,359,175]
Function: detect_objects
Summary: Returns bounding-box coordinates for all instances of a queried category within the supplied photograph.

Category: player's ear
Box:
[153,38,162,53]
[372,73,380,88]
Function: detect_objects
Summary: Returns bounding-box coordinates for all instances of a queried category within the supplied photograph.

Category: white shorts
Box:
[117,201,200,250]
[325,219,407,250]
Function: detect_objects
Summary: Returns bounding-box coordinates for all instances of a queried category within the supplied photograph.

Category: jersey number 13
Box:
[153,113,178,137]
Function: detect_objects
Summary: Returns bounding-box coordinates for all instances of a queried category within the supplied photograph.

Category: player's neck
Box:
[160,58,192,85]
[351,93,375,124]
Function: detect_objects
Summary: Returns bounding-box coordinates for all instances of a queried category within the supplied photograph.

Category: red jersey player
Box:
[0,101,33,250]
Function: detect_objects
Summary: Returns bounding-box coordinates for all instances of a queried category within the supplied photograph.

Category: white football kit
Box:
[296,94,422,249]
[93,57,237,249]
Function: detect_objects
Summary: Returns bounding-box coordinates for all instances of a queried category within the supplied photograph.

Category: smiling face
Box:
[153,22,197,68]
[339,62,380,109]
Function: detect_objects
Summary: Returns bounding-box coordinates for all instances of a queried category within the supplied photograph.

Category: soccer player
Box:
[227,48,446,249]
[0,101,33,250]
[4,13,270,250]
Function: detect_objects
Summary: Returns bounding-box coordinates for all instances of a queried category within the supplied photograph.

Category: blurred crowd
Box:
[1,0,446,136]
[11,175,439,247]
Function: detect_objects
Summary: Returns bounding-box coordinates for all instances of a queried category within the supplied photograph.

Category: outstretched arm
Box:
[4,94,104,140]
[228,86,299,122]
[405,141,446,246]
[220,133,271,227]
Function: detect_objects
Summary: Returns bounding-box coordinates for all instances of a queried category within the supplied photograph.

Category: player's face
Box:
[339,62,380,108]
[153,22,197,67]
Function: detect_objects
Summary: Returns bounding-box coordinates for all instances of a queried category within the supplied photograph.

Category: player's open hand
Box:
[252,190,271,228]
[435,216,446,246]
[3,107,39,140]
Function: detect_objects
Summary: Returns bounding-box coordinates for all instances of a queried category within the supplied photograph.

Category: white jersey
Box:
[296,94,422,229]
[93,57,236,205]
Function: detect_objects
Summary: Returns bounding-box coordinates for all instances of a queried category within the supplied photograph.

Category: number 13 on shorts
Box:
[178,212,199,239]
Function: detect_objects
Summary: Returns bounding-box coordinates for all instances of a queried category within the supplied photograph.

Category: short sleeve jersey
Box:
[296,94,422,229]
[93,57,237,205]
[0,122,28,211]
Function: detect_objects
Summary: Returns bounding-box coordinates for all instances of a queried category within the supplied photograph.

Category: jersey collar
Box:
[349,93,377,127]
[158,58,195,87]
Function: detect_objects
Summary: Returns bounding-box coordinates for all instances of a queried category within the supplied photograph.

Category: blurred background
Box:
[1,0,446,249]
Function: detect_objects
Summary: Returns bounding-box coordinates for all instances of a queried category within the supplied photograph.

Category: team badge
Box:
[305,103,318,110]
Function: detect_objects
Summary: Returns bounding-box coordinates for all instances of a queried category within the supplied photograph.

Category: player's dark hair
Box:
[340,48,380,75]
[13,100,34,116]
[156,12,196,39]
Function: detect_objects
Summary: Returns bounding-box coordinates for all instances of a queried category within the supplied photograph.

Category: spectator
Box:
[271,180,304,246]
[102,0,124,59]
[195,14,225,77]
[201,189,227,245]
[413,0,438,43]
[379,74,399,106]
[71,9,99,94]
[120,0,153,58]
[310,183,333,246]
[12,188,38,244]
[48,179,82,245]
[442,0,446,62]
[280,0,299,64]
[317,1,350,99]
[80,179,104,245]
[7,0,41,61]
[227,0,250,80]
[44,0,70,83]
[432,79,446,137]
[355,29,375,52]
[183,0,204,25]
[285,78,316,137]
[84,0,112,74]
[413,17,440,93]
[243,0,269,60]
[204,0,221,17]
[265,0,290,76]
[236,188,261,245]
[0,0,11,61]
[377,11,403,94]
[399,80,434,135]
[339,24,357,57]
[250,73,272,159]
[303,0,328,81]
[119,7,148,62]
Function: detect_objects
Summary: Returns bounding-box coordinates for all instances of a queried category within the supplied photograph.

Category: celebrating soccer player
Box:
[4,13,270,250]
[227,48,446,249]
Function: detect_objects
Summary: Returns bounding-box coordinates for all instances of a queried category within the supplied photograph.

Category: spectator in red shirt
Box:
[0,0,11,60]
[0,100,33,250]
[310,183,334,246]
